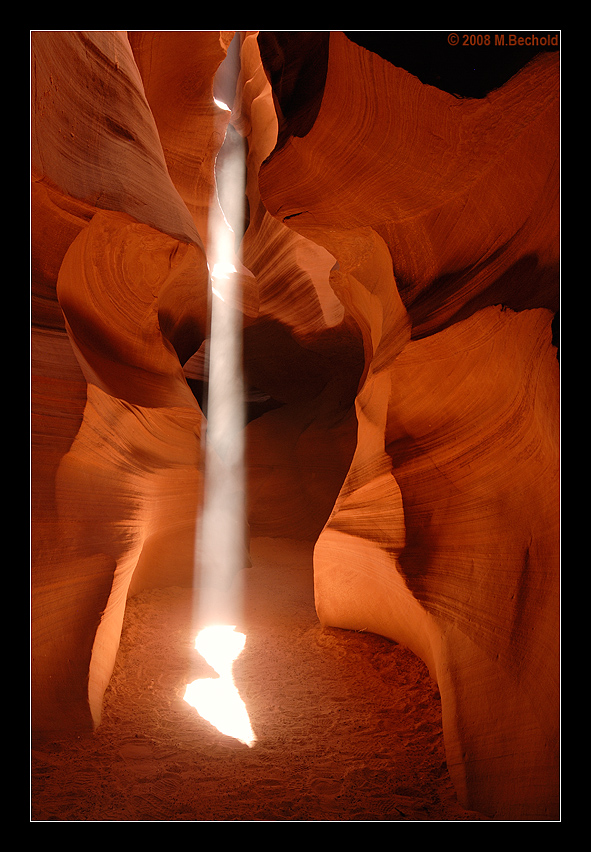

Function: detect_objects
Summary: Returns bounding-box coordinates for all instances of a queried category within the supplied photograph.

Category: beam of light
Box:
[185,33,255,747]
[198,33,246,627]
[183,625,256,747]
[211,261,237,301]
[199,233,245,610]
[211,286,225,301]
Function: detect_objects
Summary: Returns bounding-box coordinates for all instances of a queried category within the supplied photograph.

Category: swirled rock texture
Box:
[31,30,559,820]
[31,30,212,733]
[258,31,559,820]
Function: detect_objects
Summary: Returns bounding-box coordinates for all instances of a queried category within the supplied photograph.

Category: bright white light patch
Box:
[184,625,256,747]
[214,97,231,112]
[211,262,237,301]
[212,261,237,280]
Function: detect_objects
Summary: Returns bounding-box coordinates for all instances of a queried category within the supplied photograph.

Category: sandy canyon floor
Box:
[31,537,488,822]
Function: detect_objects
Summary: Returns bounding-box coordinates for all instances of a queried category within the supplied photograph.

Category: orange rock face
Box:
[31,31,560,819]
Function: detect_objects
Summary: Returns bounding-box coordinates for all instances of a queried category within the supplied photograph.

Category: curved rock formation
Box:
[31,30,211,733]
[258,31,559,820]
[31,30,559,820]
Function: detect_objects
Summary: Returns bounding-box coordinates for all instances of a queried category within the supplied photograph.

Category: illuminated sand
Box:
[183,625,256,748]
[31,538,488,821]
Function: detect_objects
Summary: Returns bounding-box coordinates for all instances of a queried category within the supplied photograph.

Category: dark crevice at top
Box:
[257,31,330,151]
[344,31,559,99]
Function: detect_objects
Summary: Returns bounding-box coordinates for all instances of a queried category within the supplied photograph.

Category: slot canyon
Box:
[30,31,560,821]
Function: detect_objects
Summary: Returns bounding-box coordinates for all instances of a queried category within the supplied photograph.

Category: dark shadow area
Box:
[187,375,285,425]
[344,31,559,99]
[257,31,330,150]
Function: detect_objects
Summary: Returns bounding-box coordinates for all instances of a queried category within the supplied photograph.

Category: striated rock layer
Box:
[258,32,559,820]
[32,30,212,735]
[31,30,559,820]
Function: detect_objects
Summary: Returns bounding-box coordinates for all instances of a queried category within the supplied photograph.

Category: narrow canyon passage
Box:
[31,538,486,822]
[30,31,560,820]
